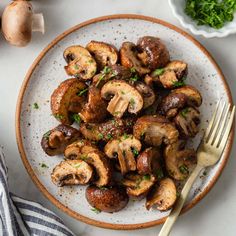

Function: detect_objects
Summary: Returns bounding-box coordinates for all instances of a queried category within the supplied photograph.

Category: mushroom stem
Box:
[32,13,45,34]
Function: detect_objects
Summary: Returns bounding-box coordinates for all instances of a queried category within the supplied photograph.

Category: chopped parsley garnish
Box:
[40,163,49,168]
[176,191,180,198]
[123,133,129,140]
[185,0,236,29]
[77,88,88,96]
[153,68,165,76]
[132,148,139,157]
[80,154,88,161]
[143,174,151,181]
[53,114,64,120]
[121,91,126,95]
[172,77,187,88]
[72,114,81,125]
[95,66,113,87]
[73,163,81,168]
[98,133,104,139]
[33,102,39,109]
[179,165,189,174]
[130,74,139,82]
[130,98,135,108]
[91,208,101,214]
[114,111,121,116]
[180,108,189,118]
[155,168,164,180]
[43,131,51,139]
[106,134,113,140]
[122,150,126,157]
[74,64,79,70]
[99,186,108,190]
[130,67,136,73]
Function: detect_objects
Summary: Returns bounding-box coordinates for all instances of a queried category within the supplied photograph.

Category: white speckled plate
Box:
[16,15,234,230]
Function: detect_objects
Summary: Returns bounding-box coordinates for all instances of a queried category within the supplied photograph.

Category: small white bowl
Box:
[169,0,236,38]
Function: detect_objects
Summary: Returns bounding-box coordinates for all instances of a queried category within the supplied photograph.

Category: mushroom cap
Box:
[146,178,177,211]
[2,0,33,46]
[101,80,144,118]
[122,173,156,197]
[64,45,97,80]
[51,159,93,186]
[41,124,80,156]
[137,36,170,70]
[137,147,162,175]
[51,78,87,124]
[164,141,197,180]
[79,86,108,123]
[120,42,150,75]
[133,115,179,146]
[86,41,118,70]
[86,185,129,213]
[104,134,142,175]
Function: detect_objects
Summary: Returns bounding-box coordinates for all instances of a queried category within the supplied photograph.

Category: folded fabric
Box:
[0,148,75,236]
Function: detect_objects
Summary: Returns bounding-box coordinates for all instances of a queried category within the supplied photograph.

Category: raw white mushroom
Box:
[1,0,45,47]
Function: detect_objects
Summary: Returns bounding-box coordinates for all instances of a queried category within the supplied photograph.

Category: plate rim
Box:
[15,14,234,230]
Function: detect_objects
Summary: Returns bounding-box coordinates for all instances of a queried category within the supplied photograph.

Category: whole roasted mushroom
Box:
[122,173,156,197]
[133,115,179,147]
[80,117,135,142]
[137,36,170,70]
[51,160,93,186]
[174,107,201,138]
[120,42,150,75]
[164,141,197,180]
[79,86,108,123]
[137,147,162,175]
[104,134,141,175]
[51,78,87,124]
[101,80,144,118]
[41,124,80,156]
[146,178,177,211]
[86,185,129,213]
[64,45,97,80]
[159,85,202,118]
[2,0,44,47]
[86,41,118,70]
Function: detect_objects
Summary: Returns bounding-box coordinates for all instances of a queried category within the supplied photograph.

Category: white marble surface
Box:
[0,0,235,235]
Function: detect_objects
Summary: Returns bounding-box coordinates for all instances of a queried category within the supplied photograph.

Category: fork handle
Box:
[159,164,203,236]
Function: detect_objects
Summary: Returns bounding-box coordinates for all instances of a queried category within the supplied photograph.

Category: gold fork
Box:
[159,101,235,236]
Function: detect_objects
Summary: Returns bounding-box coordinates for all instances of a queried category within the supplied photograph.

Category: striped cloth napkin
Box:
[0,148,75,236]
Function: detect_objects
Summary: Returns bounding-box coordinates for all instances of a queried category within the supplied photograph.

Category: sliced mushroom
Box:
[174,107,201,138]
[79,86,108,123]
[92,65,132,88]
[64,46,97,80]
[51,78,87,124]
[137,36,170,70]
[137,147,162,175]
[86,41,118,70]
[101,80,143,118]
[41,124,80,156]
[146,178,177,211]
[80,117,135,141]
[120,42,150,75]
[64,140,98,160]
[104,135,141,175]
[134,81,156,109]
[122,173,156,197]
[65,146,112,187]
[133,115,179,147]
[86,185,129,213]
[51,160,93,186]
[164,141,197,180]
[159,85,202,118]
